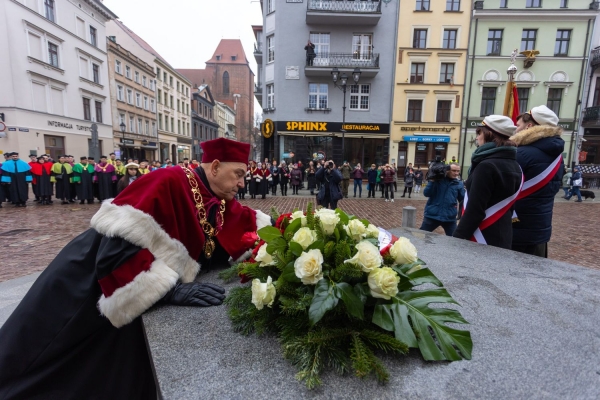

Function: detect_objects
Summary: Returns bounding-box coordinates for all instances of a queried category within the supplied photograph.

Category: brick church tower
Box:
[178,40,254,144]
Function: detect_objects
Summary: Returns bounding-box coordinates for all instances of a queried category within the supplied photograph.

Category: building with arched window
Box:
[222,71,230,94]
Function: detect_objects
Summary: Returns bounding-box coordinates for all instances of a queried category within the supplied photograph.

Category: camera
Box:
[327,161,334,169]
[426,156,447,181]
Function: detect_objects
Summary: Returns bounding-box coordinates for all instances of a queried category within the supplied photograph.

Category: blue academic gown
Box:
[1,159,32,203]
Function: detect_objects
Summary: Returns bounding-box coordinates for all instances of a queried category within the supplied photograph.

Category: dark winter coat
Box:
[367,168,378,184]
[290,168,303,186]
[404,172,414,187]
[316,167,342,201]
[351,168,364,179]
[381,168,395,184]
[511,125,565,246]
[453,146,522,249]
[306,169,317,190]
[423,178,465,222]
[414,170,424,185]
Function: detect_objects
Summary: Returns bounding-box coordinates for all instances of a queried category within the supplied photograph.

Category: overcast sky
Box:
[104,0,263,108]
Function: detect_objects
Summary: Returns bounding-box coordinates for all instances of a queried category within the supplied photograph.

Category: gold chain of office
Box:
[182,167,225,259]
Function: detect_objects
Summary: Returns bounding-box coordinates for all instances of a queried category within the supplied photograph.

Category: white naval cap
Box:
[529,105,559,126]
[479,115,516,137]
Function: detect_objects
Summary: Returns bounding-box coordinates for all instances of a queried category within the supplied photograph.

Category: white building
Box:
[106,20,192,162]
[216,101,236,140]
[0,0,117,159]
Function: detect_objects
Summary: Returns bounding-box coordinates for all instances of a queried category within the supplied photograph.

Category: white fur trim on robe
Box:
[91,200,200,283]
[98,259,179,328]
[255,209,272,231]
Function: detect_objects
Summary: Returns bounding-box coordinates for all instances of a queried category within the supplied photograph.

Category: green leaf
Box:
[353,282,370,305]
[284,217,302,238]
[335,208,350,225]
[334,282,364,320]
[334,227,340,242]
[258,226,283,243]
[307,240,324,253]
[281,262,301,283]
[267,237,288,254]
[289,241,304,257]
[308,279,338,326]
[373,288,472,361]
[372,304,394,332]
[360,219,370,228]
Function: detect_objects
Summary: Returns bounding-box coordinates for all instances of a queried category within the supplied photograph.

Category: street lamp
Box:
[331,67,361,162]
[119,121,126,160]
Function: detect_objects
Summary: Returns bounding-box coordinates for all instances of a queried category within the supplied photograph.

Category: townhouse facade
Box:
[391,0,471,173]
[460,0,598,175]
[215,101,237,141]
[191,85,219,160]
[0,0,117,159]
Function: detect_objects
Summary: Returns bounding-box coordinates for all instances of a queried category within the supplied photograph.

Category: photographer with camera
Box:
[419,162,465,236]
[316,160,343,209]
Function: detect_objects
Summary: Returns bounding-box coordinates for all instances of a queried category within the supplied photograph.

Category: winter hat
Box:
[479,115,516,137]
[201,138,250,164]
[529,105,559,126]
[124,162,139,169]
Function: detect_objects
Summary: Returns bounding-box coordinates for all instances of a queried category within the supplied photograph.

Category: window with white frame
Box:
[349,84,370,110]
[150,99,156,112]
[115,60,122,74]
[443,29,457,49]
[267,35,275,63]
[129,115,135,132]
[138,118,143,134]
[120,113,125,126]
[92,63,100,84]
[125,66,131,79]
[439,63,454,83]
[44,0,55,22]
[136,92,141,107]
[142,76,147,87]
[27,31,43,59]
[134,71,140,83]
[308,83,328,109]
[47,42,59,67]
[266,84,275,109]
[127,89,133,104]
[95,101,103,123]
[144,96,149,110]
[117,85,124,101]
[352,34,373,60]
[89,26,97,47]
[309,33,330,56]
[145,120,149,135]
[82,97,91,121]
[267,0,275,13]
[152,122,156,136]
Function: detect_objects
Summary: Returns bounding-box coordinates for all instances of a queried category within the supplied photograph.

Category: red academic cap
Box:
[201,138,250,164]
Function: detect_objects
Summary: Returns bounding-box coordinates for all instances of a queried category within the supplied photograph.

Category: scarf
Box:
[51,162,73,175]
[469,142,516,176]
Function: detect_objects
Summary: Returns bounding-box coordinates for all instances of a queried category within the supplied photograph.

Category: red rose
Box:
[275,213,292,230]
[239,274,251,284]
[241,231,259,249]
[251,241,265,257]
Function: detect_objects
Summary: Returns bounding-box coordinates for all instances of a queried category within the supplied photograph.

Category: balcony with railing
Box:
[254,42,262,64]
[254,82,263,103]
[306,0,381,25]
[305,53,380,78]
[582,105,600,127]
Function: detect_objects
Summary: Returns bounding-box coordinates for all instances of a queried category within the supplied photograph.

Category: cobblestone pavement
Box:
[0,188,598,282]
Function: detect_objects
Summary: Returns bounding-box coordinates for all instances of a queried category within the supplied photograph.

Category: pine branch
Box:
[359,329,409,354]
[350,334,373,378]
[218,264,240,283]
[314,216,325,241]
[306,203,315,230]
[270,206,280,221]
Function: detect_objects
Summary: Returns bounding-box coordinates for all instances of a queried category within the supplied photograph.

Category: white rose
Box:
[294,249,324,285]
[389,237,418,265]
[292,227,318,250]
[344,219,367,241]
[316,208,340,235]
[251,276,276,310]
[254,243,276,266]
[366,224,380,239]
[290,210,307,227]
[344,240,383,272]
[368,267,400,300]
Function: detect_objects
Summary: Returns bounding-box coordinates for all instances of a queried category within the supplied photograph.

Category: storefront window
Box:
[414,142,447,167]
[177,145,191,162]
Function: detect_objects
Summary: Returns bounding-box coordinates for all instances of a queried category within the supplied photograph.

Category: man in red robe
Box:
[0,138,271,399]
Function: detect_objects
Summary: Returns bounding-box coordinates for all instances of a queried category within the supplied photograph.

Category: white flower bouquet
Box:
[221,204,472,388]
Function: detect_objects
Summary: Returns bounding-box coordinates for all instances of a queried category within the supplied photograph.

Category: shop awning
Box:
[278,131,390,139]
[403,136,450,143]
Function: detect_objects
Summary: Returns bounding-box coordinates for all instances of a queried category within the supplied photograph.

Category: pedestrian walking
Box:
[352,163,365,197]
[564,165,583,202]
[561,167,571,198]
[367,164,377,198]
[453,115,523,249]
[382,164,396,202]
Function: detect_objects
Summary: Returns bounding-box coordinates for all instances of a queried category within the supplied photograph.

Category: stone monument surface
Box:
[143,228,600,399]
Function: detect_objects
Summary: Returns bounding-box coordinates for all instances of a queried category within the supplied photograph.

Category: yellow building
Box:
[391,0,471,172]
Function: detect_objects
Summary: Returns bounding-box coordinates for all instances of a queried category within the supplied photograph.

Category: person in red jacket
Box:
[381,164,396,202]
[28,154,40,202]
[29,156,54,205]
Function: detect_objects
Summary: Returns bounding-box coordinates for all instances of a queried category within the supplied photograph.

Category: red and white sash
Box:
[463,173,524,244]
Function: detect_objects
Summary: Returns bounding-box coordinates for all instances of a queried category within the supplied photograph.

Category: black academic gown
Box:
[75,167,95,201]
[37,168,53,197]
[1,160,31,203]
[0,230,157,399]
[96,171,115,201]
[248,168,259,196]
[53,164,72,201]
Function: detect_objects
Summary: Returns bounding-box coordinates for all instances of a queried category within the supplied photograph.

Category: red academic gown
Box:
[0,166,270,399]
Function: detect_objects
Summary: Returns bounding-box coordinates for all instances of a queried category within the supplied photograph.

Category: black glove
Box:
[163,282,226,307]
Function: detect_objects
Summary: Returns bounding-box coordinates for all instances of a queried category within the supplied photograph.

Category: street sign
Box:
[0,122,6,132]
[261,119,274,138]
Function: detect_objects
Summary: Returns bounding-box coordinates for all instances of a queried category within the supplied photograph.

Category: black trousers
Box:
[512,243,548,258]
[385,183,394,200]
[368,183,376,198]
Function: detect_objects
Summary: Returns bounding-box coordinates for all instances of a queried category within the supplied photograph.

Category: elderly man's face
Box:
[207,161,247,201]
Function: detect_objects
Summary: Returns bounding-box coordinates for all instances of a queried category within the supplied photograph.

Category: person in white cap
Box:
[511,105,565,257]
[453,115,522,249]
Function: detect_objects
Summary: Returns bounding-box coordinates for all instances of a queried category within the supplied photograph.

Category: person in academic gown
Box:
[94,155,117,201]
[256,162,272,199]
[72,157,96,204]
[28,154,40,202]
[51,155,74,204]
[0,162,5,207]
[0,152,32,207]
[248,160,259,199]
[30,157,54,205]
[0,138,271,399]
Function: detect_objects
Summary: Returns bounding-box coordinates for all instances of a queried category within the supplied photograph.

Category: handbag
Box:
[572,178,582,186]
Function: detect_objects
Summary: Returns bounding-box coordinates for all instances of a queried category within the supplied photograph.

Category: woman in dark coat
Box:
[400,168,414,198]
[116,163,142,195]
[279,162,289,196]
[453,115,523,249]
[316,160,342,209]
[414,166,424,194]
[306,165,317,195]
[290,164,303,195]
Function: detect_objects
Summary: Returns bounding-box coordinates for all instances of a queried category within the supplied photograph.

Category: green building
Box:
[460,0,599,175]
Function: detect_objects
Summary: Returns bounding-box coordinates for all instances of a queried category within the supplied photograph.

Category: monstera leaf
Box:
[372,266,472,361]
